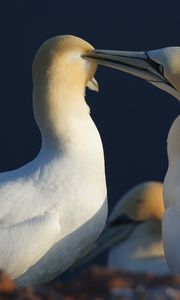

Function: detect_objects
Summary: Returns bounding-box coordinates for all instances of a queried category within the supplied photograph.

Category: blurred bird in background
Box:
[72,182,169,275]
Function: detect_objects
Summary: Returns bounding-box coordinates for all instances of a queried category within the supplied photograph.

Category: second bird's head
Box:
[86,46,180,101]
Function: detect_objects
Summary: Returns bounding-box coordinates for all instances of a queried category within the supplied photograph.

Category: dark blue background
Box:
[1,1,180,266]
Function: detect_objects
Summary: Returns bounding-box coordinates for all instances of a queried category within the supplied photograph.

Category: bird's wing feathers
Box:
[0,182,33,221]
[0,211,61,279]
[0,172,43,222]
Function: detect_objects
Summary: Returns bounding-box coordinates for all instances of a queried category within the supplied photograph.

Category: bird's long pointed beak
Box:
[85,49,168,85]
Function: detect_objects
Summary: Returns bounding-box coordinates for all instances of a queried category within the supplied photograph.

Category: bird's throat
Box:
[33,74,90,149]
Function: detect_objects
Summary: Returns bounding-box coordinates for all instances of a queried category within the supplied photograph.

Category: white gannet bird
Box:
[163,115,180,274]
[85,47,180,274]
[0,35,108,286]
[73,182,169,275]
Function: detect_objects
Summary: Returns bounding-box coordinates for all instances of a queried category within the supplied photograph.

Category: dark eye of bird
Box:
[136,198,143,204]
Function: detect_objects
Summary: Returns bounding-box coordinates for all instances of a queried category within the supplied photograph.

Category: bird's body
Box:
[0,35,107,286]
[73,182,169,275]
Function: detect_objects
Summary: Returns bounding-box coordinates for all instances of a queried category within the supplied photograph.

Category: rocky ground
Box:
[0,266,180,299]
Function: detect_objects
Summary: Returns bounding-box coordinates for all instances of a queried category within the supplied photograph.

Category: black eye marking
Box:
[145,52,176,90]
[145,52,164,76]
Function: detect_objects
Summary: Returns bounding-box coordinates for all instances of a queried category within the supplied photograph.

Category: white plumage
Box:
[163,115,180,273]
